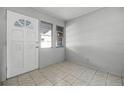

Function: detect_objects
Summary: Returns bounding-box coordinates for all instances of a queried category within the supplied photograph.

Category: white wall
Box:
[0,8,6,82]
[0,7,65,82]
[40,48,65,68]
[66,8,124,77]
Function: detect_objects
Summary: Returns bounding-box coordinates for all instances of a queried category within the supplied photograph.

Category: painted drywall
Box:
[0,8,6,82]
[0,7,65,81]
[39,48,65,68]
[66,8,124,77]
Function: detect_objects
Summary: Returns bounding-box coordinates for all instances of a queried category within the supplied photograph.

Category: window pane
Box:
[56,26,64,48]
[40,21,52,48]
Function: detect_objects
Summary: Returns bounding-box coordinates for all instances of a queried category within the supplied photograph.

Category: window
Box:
[26,20,33,29]
[56,26,64,48]
[14,19,33,29]
[40,21,53,48]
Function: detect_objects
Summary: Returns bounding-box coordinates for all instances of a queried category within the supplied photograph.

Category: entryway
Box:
[7,11,39,78]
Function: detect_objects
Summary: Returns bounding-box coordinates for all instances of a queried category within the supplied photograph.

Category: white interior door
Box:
[7,10,38,78]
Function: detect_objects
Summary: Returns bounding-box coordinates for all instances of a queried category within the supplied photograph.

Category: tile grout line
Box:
[55,67,74,85]
[17,76,20,86]
[57,71,73,86]
[62,79,72,86]
[70,69,88,86]
[59,70,78,86]
[38,70,54,86]
[121,74,123,86]
[87,70,97,86]
[3,62,123,86]
[38,70,56,86]
[105,72,109,86]
[28,73,38,86]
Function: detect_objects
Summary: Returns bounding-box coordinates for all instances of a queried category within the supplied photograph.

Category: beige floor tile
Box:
[41,69,55,77]
[55,71,70,79]
[91,73,107,83]
[41,70,55,79]
[37,80,53,86]
[96,70,107,74]
[18,79,35,86]
[29,70,40,76]
[51,69,62,75]
[39,67,62,83]
[86,69,96,74]
[19,83,36,86]
[58,67,71,73]
[64,75,78,84]
[29,70,44,78]
[107,82,122,86]
[89,82,106,86]
[3,62,123,86]
[122,78,124,86]
[79,72,94,82]
[32,78,46,85]
[18,74,35,86]
[72,79,88,86]
[107,74,122,83]
[29,72,47,85]
[39,67,52,74]
[91,77,106,83]
[78,67,88,72]
[54,64,64,70]
[70,71,83,78]
[95,71,107,77]
[54,79,71,86]
[18,73,31,79]
[4,83,19,86]
[3,77,19,86]
[44,74,62,84]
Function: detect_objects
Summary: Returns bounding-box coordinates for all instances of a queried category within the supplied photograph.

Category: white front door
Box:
[7,10,38,78]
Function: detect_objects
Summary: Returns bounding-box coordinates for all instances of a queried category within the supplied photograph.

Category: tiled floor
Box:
[1,62,124,86]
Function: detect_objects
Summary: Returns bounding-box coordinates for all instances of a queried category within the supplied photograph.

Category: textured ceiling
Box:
[34,7,101,21]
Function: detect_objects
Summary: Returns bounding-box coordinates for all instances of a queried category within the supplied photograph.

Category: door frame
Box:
[6,10,39,79]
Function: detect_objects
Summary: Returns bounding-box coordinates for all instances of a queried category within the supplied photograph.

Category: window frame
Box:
[40,21,53,48]
[56,25,64,48]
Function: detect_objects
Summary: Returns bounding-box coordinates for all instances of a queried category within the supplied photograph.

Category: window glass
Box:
[40,21,53,48]
[14,19,33,29]
[56,26,64,48]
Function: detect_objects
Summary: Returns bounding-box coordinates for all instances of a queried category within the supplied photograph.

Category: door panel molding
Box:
[7,10,38,78]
